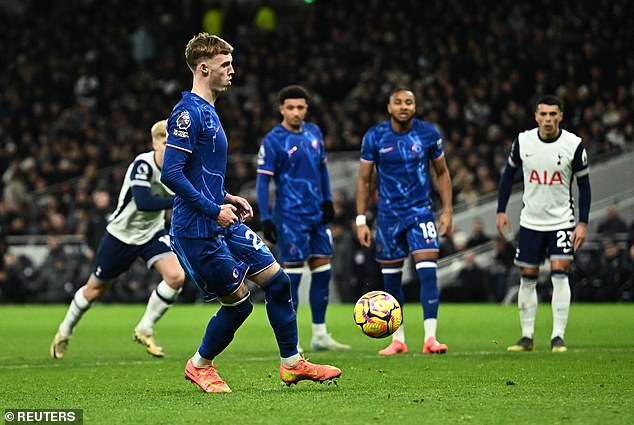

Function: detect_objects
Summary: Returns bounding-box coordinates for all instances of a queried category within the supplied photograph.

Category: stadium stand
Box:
[1,0,632,302]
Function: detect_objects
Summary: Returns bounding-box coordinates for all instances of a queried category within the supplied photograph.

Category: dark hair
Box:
[535,94,563,112]
[278,85,310,104]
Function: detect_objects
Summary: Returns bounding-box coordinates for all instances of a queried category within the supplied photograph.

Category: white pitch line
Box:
[0,359,163,370]
[1,347,632,370]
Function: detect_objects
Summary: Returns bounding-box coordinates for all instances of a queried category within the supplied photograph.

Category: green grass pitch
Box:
[1,303,632,424]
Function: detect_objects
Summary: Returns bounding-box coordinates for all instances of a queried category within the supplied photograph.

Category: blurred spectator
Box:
[466,217,491,248]
[576,239,625,302]
[442,251,492,302]
[596,203,628,238]
[619,245,633,302]
[85,187,112,254]
[491,236,517,302]
[30,237,81,303]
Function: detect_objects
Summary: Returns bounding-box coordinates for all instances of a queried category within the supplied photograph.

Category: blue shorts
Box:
[170,222,276,302]
[93,230,173,282]
[275,215,333,264]
[375,209,439,262]
[515,226,575,268]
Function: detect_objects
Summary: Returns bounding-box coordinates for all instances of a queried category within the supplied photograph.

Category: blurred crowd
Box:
[1,0,633,303]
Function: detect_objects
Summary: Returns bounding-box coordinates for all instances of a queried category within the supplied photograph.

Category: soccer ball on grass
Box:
[353,291,402,338]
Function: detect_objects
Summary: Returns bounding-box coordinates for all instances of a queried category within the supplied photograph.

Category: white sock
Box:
[518,276,538,338]
[136,281,180,334]
[424,318,437,341]
[59,287,91,336]
[392,323,405,343]
[281,353,302,367]
[192,351,212,367]
[551,272,571,340]
[312,323,327,338]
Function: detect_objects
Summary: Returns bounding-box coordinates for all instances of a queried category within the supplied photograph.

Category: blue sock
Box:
[309,265,331,324]
[263,269,299,358]
[198,298,253,360]
[286,270,303,314]
[381,266,405,308]
[416,261,439,319]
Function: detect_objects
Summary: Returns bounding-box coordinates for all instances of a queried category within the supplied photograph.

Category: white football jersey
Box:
[507,128,589,231]
[106,151,173,244]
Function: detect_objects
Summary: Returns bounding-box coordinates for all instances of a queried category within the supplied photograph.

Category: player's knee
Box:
[221,293,254,322]
[84,279,111,301]
[163,268,186,289]
[262,269,291,299]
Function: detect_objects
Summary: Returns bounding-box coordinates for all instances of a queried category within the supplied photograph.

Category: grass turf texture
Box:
[1,303,632,425]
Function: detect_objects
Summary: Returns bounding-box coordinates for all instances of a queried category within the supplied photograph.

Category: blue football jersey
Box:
[257,122,328,220]
[164,91,228,237]
[360,119,444,218]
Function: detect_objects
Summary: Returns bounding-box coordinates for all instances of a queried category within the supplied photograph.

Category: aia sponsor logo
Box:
[528,170,563,185]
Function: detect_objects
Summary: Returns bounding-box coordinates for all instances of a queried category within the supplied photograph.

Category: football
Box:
[353,291,402,338]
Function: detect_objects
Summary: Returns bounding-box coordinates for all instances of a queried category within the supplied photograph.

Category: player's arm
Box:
[431,154,453,237]
[161,146,222,219]
[132,186,173,211]
[571,143,591,252]
[355,160,374,247]
[496,137,521,239]
[128,159,173,211]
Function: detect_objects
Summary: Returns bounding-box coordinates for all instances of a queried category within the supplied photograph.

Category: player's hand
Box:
[216,204,239,228]
[356,224,372,247]
[226,194,253,221]
[496,212,510,239]
[262,219,277,243]
[437,210,453,237]
[571,222,587,252]
[321,200,334,224]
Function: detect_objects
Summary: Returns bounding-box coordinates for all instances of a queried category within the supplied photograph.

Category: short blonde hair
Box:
[185,32,234,72]
[150,120,167,141]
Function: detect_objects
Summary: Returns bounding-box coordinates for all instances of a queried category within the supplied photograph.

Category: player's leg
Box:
[307,257,350,351]
[227,223,340,385]
[412,250,447,354]
[250,263,341,385]
[171,235,251,393]
[51,232,131,359]
[375,219,409,354]
[133,243,185,357]
[548,229,575,352]
[185,284,253,393]
[51,275,112,359]
[276,218,309,351]
[508,227,546,352]
[408,215,447,354]
[282,262,304,315]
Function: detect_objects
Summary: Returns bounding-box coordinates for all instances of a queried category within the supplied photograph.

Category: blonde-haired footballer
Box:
[51,119,186,359]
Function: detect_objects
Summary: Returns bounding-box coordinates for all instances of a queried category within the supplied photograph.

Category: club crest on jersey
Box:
[287,146,298,156]
[411,143,423,154]
[311,139,319,150]
[528,170,563,185]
